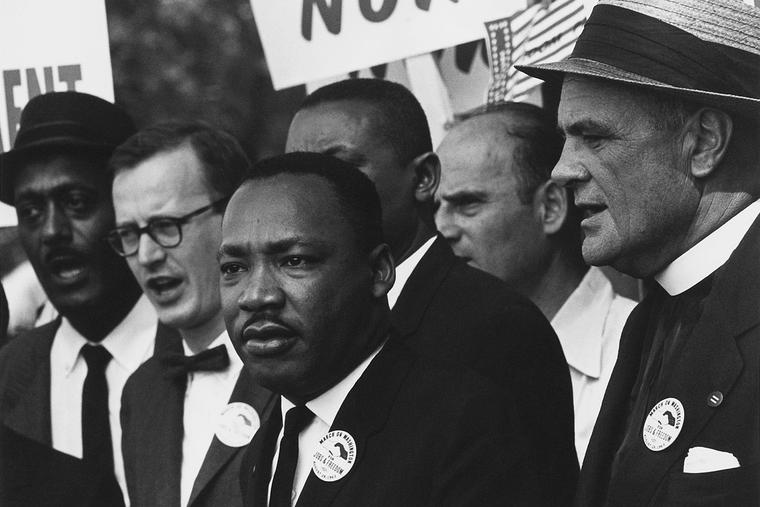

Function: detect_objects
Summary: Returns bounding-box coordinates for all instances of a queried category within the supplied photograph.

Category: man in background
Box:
[110,121,274,507]
[435,102,636,463]
[286,79,577,505]
[0,91,156,506]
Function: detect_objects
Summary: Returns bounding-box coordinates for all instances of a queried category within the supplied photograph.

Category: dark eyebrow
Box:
[217,236,332,261]
[15,183,97,202]
[217,243,248,261]
[559,118,610,137]
[440,189,488,203]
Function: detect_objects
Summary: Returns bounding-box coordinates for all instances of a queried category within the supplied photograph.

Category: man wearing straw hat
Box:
[518,0,760,505]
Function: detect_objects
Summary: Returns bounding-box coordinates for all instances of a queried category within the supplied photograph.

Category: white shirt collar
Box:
[386,236,437,309]
[551,267,613,379]
[281,342,385,428]
[56,294,157,376]
[181,329,243,369]
[655,199,760,295]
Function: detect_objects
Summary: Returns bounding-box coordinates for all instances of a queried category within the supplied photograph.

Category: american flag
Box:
[485,0,586,104]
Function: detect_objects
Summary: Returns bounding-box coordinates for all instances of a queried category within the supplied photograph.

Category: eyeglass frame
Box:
[106,196,229,257]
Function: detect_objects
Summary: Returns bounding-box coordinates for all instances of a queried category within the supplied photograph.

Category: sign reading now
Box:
[250,0,523,90]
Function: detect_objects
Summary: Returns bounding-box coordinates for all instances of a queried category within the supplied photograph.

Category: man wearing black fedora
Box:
[0,92,165,506]
[518,0,760,505]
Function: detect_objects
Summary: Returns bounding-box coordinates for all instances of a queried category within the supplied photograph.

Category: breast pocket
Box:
[652,463,760,506]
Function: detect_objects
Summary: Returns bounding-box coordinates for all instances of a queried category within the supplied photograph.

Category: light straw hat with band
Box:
[516,0,760,118]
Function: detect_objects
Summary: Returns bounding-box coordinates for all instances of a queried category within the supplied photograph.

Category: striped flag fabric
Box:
[485,0,586,104]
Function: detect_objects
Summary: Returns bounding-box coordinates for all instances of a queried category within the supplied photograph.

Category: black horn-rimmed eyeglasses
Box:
[106,196,229,257]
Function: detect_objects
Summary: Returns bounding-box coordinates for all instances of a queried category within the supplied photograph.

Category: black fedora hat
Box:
[0,91,136,205]
[517,0,760,117]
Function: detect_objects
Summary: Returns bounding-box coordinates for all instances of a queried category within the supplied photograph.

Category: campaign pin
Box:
[215,402,259,448]
[312,430,357,482]
[642,397,685,451]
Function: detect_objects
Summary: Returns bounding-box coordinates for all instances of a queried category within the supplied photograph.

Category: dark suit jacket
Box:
[393,236,577,505]
[576,215,760,507]
[121,345,276,507]
[0,317,175,506]
[242,338,539,507]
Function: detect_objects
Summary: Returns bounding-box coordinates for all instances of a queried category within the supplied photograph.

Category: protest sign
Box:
[1,0,115,155]
[250,0,524,90]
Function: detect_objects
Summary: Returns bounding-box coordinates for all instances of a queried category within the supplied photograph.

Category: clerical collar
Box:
[655,199,760,296]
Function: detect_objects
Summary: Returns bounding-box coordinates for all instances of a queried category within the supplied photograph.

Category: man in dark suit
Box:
[518,0,760,505]
[221,152,541,506]
[285,78,577,505]
[0,92,157,506]
[110,122,275,507]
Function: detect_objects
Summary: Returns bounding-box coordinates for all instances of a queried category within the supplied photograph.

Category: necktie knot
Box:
[284,405,315,436]
[81,344,112,372]
[161,344,230,379]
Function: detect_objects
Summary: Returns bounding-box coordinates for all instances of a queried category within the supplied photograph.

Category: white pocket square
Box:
[683,446,740,473]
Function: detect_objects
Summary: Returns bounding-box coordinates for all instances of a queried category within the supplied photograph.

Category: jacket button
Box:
[707,391,723,407]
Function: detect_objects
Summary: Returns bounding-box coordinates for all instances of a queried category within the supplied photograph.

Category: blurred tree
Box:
[105,0,304,160]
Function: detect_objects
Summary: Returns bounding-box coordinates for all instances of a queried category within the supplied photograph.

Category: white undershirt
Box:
[269,343,385,505]
[180,330,243,507]
[655,199,760,295]
[50,295,157,506]
[386,236,436,309]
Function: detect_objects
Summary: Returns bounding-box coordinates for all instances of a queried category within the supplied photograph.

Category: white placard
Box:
[0,0,115,153]
[250,0,525,90]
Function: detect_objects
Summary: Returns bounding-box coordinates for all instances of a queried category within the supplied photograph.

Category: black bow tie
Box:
[161,344,230,379]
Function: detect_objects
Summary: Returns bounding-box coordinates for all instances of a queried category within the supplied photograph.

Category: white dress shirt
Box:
[386,235,436,309]
[269,344,385,505]
[180,330,243,507]
[50,294,157,505]
[551,267,636,465]
[655,199,760,295]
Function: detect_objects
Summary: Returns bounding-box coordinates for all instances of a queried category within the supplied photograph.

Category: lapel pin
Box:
[215,402,260,447]
[707,391,723,408]
[312,430,357,482]
[643,397,685,451]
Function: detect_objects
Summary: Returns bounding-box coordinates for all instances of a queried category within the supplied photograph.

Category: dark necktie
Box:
[160,344,230,379]
[80,344,113,471]
[270,406,315,507]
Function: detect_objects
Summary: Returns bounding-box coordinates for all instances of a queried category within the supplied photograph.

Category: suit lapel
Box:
[297,339,414,507]
[188,368,276,505]
[3,319,59,445]
[577,297,654,507]
[245,399,283,506]
[135,362,186,506]
[392,236,453,338]
[608,216,760,505]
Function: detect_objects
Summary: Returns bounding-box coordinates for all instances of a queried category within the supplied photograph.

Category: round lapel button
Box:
[707,391,723,407]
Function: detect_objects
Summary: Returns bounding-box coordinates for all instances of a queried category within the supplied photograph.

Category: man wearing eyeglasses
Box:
[0,92,158,506]
[110,121,274,507]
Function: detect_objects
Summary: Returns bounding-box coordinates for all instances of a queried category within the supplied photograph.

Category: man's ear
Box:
[369,243,395,298]
[409,152,440,204]
[535,180,569,235]
[684,108,733,179]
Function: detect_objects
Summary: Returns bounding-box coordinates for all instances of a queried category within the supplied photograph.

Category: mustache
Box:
[43,246,88,266]
[241,313,296,336]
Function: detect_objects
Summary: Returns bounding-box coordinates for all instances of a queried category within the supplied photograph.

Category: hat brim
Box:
[516,58,760,117]
[0,138,115,205]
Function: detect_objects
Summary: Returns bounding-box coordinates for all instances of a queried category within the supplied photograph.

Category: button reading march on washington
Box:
[312,430,357,482]
[643,397,685,451]
[215,402,260,447]
[707,391,723,408]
